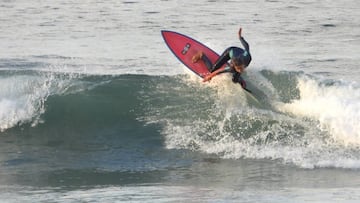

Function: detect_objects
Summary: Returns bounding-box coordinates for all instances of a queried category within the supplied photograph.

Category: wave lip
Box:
[0,75,49,131]
[0,71,84,132]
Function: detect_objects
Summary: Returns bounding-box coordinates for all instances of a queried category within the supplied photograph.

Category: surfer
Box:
[192,27,251,88]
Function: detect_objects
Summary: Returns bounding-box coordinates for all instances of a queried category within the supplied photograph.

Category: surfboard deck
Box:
[161,30,226,78]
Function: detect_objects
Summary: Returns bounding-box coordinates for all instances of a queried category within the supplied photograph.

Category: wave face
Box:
[1,69,360,169]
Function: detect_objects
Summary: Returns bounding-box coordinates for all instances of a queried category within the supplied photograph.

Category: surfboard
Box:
[161,30,226,78]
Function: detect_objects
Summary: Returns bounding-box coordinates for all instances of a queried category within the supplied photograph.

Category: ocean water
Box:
[1,0,360,202]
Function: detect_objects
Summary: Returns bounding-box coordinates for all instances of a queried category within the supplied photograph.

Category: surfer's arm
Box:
[237,75,247,89]
[240,37,250,52]
[203,67,231,82]
[238,28,250,52]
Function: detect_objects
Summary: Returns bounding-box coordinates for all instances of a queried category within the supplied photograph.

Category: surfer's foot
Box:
[192,52,203,63]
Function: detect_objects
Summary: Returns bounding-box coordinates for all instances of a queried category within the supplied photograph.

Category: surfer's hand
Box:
[240,79,246,88]
[203,75,212,82]
[238,27,242,38]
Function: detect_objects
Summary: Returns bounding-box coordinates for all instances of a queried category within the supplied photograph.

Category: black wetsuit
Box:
[201,37,252,87]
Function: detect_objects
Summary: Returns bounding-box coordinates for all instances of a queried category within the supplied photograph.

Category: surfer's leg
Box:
[192,51,213,71]
[201,54,213,71]
[210,47,231,72]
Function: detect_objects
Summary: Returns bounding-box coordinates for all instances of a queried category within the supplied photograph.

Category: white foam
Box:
[278,77,360,147]
[160,72,360,169]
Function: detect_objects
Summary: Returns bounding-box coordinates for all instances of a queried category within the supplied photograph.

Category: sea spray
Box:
[279,76,360,147]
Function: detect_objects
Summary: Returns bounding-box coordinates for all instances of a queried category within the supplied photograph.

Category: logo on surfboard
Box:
[181,43,191,55]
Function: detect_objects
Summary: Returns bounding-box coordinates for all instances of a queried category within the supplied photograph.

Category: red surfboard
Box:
[161,30,225,78]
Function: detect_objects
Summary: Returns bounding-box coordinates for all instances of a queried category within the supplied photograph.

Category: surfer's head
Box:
[232,57,244,66]
[232,57,245,73]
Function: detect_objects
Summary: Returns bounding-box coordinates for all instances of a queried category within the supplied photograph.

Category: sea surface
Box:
[1,0,360,202]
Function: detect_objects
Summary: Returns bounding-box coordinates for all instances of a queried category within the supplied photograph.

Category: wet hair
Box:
[232,57,244,66]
